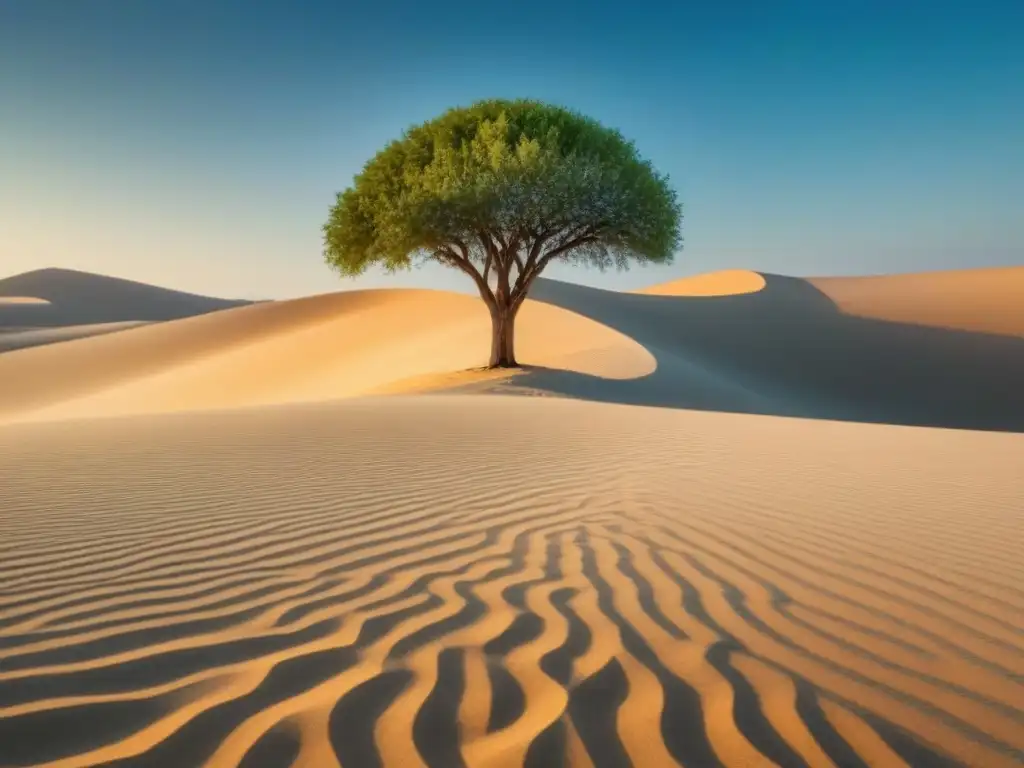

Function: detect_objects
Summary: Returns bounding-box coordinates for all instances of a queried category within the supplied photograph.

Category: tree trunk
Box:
[488,301,517,368]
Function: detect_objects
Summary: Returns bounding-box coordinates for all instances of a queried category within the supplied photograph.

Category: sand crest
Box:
[0,322,150,354]
[0,288,652,424]
[809,266,1024,338]
[632,269,767,297]
[0,268,251,328]
[4,268,1024,432]
[0,297,51,305]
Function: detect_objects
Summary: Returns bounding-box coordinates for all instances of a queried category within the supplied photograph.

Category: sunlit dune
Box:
[810,265,1024,337]
[633,268,767,296]
[3,267,1024,432]
[527,271,1024,433]
[0,266,1022,767]
[0,296,50,305]
[0,288,652,425]
[363,365,529,396]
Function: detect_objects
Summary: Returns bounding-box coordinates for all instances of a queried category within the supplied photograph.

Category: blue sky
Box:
[2,0,1021,299]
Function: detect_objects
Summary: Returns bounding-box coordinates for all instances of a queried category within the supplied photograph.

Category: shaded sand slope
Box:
[0,268,251,328]
[0,288,652,424]
[810,266,1024,338]
[2,267,1022,432]
[0,297,51,305]
[0,396,1021,767]
[0,322,150,354]
[525,272,1024,432]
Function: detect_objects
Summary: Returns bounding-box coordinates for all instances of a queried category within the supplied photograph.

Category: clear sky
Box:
[2,0,1021,300]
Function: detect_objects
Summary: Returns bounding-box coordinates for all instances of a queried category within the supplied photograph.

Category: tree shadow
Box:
[513,276,1024,433]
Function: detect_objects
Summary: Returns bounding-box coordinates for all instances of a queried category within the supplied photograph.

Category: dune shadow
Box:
[0,322,151,354]
[0,300,249,329]
[518,276,1024,433]
[0,268,252,328]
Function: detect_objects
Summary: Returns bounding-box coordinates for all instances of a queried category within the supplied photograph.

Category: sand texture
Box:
[0,268,251,328]
[0,266,1022,767]
[0,397,1022,767]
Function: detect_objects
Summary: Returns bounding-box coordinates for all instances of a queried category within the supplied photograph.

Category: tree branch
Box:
[510,232,599,309]
[508,225,598,305]
[513,229,554,296]
[504,233,525,277]
[541,231,600,262]
[452,237,471,261]
[476,230,495,261]
[438,245,494,305]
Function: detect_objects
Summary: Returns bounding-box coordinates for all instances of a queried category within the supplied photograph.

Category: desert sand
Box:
[0,266,1022,767]
[0,322,151,354]
[0,297,51,305]
[810,266,1024,338]
[0,268,251,330]
[632,268,767,297]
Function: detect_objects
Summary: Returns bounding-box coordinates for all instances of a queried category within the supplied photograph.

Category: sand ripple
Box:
[0,397,1022,767]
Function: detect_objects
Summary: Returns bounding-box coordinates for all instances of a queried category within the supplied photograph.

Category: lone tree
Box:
[323,99,681,368]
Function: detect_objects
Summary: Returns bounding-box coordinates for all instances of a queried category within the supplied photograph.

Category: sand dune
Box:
[0,322,150,354]
[632,269,767,297]
[0,396,1021,767]
[810,266,1024,338]
[0,268,251,328]
[0,297,51,305]
[0,288,651,425]
[3,267,1023,432]
[525,271,1024,432]
[0,266,1022,766]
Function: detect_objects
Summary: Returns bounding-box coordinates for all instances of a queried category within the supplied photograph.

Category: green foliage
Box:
[323,99,681,280]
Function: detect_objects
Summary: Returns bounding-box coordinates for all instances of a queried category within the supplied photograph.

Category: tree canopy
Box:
[323,99,682,366]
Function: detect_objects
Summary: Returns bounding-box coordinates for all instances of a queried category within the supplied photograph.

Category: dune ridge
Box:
[809,266,1024,337]
[527,271,1024,432]
[632,269,767,297]
[0,288,652,424]
[3,267,1024,432]
[0,268,251,328]
[0,322,151,354]
[0,396,1021,767]
[1,266,1022,766]
[0,297,51,306]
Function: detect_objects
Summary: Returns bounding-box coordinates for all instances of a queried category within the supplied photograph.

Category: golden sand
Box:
[0,266,1022,766]
[0,398,1021,766]
[0,288,652,425]
[633,269,767,297]
[0,296,51,305]
[809,266,1024,337]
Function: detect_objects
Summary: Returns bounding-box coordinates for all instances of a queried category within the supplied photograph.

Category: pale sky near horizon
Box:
[2,1,1022,300]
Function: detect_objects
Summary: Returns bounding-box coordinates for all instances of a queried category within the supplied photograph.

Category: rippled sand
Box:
[1,266,1022,766]
[1,397,1022,767]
